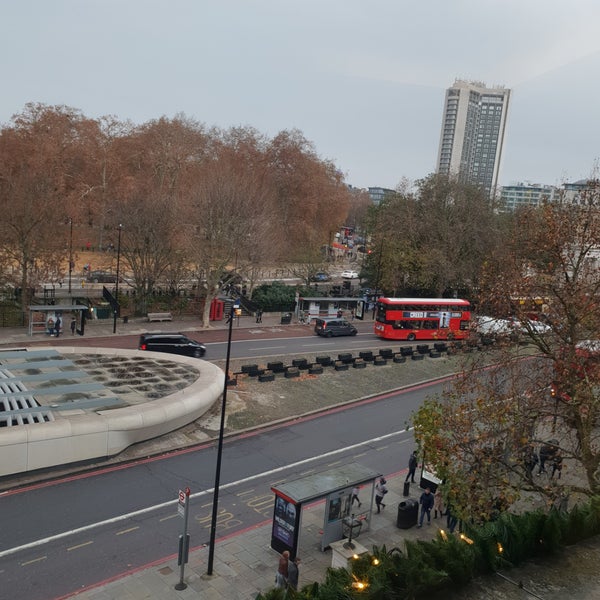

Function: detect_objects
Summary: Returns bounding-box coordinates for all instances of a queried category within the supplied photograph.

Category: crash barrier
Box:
[234,342,472,383]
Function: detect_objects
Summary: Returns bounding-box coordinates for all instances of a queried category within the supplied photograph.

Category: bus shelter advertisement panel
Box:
[271,493,300,556]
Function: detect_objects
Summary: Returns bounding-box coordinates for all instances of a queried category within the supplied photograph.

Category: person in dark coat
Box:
[551,451,563,479]
[54,316,62,337]
[405,451,418,483]
[418,487,434,527]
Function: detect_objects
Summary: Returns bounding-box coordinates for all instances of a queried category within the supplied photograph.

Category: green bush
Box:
[251,282,297,312]
[258,497,600,599]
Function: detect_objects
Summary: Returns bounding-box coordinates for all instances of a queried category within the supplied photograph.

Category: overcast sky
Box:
[2,1,599,190]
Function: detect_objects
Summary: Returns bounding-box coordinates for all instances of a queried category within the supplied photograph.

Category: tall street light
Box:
[112,224,122,334]
[206,298,240,576]
[68,218,73,295]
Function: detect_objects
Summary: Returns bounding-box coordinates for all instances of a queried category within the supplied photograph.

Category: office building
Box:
[500,182,556,211]
[436,80,511,197]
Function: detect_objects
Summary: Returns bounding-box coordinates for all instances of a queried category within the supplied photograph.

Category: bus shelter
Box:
[296,297,360,322]
[270,463,381,557]
[27,304,89,336]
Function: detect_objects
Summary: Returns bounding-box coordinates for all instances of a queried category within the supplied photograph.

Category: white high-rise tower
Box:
[436,80,511,197]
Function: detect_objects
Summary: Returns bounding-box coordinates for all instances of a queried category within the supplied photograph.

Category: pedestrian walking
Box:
[405,451,418,483]
[275,550,289,588]
[523,444,538,478]
[538,442,555,475]
[551,451,563,479]
[350,308,355,321]
[351,486,362,508]
[433,487,445,519]
[255,308,262,323]
[417,487,434,527]
[287,556,300,591]
[70,317,77,335]
[446,503,458,533]
[54,316,62,338]
[375,477,387,513]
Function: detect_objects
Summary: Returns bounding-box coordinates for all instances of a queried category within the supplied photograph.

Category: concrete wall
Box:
[0,347,224,477]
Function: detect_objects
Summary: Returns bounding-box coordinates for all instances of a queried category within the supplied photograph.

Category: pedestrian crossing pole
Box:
[175,487,191,590]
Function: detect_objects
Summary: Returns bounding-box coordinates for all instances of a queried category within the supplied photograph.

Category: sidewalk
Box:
[65,474,440,600]
[0,311,374,348]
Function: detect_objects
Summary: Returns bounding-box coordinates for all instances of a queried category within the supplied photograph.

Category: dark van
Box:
[138,333,206,358]
[314,317,358,337]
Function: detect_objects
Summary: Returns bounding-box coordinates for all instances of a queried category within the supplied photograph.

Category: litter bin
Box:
[397,498,419,529]
[280,312,292,325]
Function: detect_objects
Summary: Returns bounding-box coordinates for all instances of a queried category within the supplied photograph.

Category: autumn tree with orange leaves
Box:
[413,187,600,521]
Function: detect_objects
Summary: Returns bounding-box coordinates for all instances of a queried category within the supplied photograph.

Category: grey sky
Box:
[2,1,599,189]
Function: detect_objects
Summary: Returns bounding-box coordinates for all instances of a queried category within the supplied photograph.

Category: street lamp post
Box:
[112,224,122,334]
[68,218,73,295]
[206,299,240,576]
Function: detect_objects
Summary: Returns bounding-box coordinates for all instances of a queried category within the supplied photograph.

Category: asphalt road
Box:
[0,377,450,600]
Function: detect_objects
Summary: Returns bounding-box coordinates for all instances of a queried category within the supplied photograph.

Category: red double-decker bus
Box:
[374,297,471,341]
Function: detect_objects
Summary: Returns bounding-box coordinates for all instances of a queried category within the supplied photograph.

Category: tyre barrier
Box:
[429,351,441,358]
[248,368,264,377]
[292,358,308,368]
[400,347,414,356]
[227,377,238,386]
[433,342,448,352]
[416,344,430,354]
[316,355,333,366]
[267,361,286,373]
[359,350,374,361]
[393,354,406,363]
[285,367,300,378]
[373,356,387,366]
[259,371,275,382]
[334,361,349,371]
[379,348,394,359]
[411,354,425,361]
[241,364,259,374]
[338,353,354,364]
[308,365,324,375]
[353,359,367,369]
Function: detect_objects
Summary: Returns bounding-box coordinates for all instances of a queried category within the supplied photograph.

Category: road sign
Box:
[178,489,186,517]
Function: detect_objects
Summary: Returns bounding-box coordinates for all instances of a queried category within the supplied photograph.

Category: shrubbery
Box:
[257,498,600,599]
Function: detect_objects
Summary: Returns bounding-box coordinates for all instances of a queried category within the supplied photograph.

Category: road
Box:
[0,377,452,600]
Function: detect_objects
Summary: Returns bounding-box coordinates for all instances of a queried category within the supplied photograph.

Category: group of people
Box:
[275,550,301,591]
[523,443,563,479]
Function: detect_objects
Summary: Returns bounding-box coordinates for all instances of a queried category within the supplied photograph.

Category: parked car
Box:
[314,317,358,337]
[311,272,330,282]
[138,333,206,358]
[341,270,359,279]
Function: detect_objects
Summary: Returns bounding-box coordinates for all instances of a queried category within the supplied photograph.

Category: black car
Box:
[314,317,358,337]
[87,270,118,283]
[138,333,206,358]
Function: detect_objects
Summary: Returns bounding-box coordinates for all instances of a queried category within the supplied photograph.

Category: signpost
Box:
[175,487,191,591]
